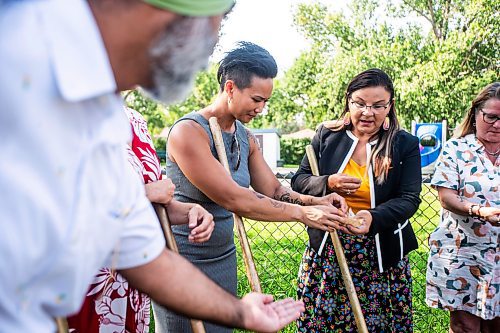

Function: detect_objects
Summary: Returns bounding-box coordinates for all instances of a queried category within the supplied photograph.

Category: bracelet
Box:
[468,204,481,217]
[468,205,475,216]
[477,206,483,218]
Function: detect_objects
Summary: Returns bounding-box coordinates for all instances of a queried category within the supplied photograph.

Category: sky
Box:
[211,0,429,75]
[212,0,348,75]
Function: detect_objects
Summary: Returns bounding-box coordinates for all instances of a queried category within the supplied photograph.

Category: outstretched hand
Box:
[345,209,372,235]
[241,293,304,333]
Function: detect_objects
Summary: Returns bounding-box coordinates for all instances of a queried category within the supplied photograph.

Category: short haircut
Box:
[217,41,277,91]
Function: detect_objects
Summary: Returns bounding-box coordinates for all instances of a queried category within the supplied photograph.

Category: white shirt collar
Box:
[346,130,378,145]
[41,0,116,101]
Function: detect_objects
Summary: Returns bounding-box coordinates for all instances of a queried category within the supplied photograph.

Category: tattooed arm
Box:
[244,128,347,211]
[168,120,347,231]
[272,186,348,212]
[272,186,312,206]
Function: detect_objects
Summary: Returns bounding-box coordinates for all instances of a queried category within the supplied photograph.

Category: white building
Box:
[250,128,281,170]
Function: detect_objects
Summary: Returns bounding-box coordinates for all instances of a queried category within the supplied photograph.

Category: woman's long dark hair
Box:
[333,68,400,184]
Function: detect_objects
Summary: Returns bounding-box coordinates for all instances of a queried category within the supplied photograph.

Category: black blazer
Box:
[291,125,422,271]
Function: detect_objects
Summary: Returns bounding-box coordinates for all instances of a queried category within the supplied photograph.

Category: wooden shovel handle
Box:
[153,203,206,333]
[305,145,368,333]
[208,117,262,293]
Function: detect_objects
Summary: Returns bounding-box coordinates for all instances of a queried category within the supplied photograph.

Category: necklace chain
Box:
[484,145,500,156]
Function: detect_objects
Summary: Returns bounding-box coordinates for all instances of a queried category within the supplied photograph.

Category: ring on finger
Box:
[346,189,351,195]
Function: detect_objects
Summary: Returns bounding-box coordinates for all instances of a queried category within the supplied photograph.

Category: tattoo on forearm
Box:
[254,191,285,210]
[270,200,285,209]
[277,192,305,206]
[273,187,305,206]
[456,195,465,202]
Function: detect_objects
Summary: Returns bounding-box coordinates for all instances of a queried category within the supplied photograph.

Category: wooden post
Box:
[208,117,262,293]
[153,203,206,333]
[305,145,368,333]
[55,317,68,333]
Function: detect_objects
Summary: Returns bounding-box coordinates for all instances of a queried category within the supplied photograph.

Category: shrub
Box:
[280,138,311,165]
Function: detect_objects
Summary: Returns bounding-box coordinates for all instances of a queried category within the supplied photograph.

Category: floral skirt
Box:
[297,233,413,332]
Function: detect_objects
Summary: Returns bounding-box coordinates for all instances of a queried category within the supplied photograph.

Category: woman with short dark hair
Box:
[154,41,348,333]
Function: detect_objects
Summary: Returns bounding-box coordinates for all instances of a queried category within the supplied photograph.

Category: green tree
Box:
[162,65,219,125]
[123,0,498,137]
[123,65,220,152]
[123,90,169,151]
[258,0,498,131]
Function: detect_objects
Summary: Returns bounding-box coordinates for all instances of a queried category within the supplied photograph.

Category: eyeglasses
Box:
[230,132,241,171]
[479,109,500,124]
[350,99,392,113]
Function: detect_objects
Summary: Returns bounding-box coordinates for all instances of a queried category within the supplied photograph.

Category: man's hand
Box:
[241,293,304,333]
[312,193,348,214]
[187,204,214,243]
[145,178,175,205]
[121,252,302,332]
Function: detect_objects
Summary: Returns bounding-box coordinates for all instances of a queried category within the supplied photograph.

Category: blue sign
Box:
[414,123,444,168]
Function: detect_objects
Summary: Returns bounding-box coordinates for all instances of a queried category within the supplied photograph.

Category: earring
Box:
[383,116,390,130]
[343,112,351,126]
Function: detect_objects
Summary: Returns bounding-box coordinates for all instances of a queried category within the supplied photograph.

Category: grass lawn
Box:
[151,185,450,332]
[233,184,449,332]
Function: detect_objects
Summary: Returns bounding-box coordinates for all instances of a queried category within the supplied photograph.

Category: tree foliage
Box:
[123,66,220,151]
[280,137,311,165]
[162,65,220,125]
[259,0,499,131]
[126,0,498,140]
[123,90,165,139]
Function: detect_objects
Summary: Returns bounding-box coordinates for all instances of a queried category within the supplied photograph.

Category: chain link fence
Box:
[235,173,449,333]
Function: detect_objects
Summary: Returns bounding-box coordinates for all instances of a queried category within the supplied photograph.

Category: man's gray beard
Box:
[143,17,217,105]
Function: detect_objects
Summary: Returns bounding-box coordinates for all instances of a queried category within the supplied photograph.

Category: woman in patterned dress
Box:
[292,68,422,332]
[67,107,214,333]
[426,83,500,333]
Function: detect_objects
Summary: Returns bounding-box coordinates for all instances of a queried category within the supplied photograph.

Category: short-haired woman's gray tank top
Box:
[152,111,250,333]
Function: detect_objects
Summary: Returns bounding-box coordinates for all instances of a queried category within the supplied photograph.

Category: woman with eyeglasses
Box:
[154,41,349,333]
[291,68,422,332]
[426,83,500,333]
